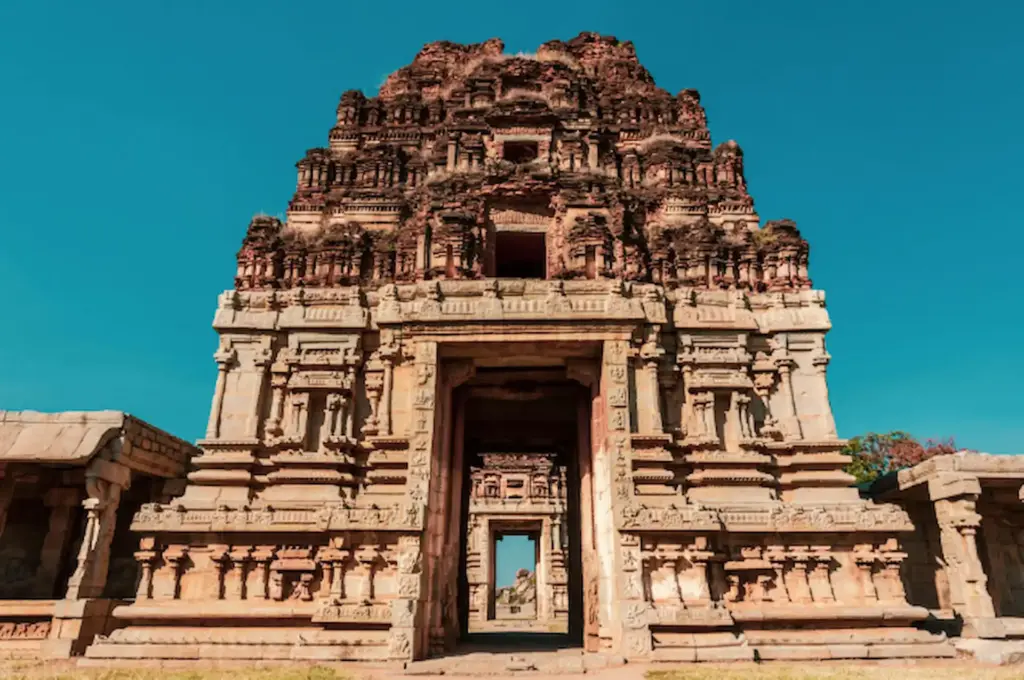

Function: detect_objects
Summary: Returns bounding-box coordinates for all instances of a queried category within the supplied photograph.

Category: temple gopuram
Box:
[3,32,1024,667]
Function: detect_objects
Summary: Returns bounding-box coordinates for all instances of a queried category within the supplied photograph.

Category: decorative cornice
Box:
[131,502,424,533]
[616,501,913,533]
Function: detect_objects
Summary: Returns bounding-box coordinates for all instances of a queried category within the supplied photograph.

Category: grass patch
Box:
[0,666,350,680]
[648,664,1024,680]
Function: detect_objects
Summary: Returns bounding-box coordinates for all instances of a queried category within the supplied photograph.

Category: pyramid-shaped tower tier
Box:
[86,33,953,664]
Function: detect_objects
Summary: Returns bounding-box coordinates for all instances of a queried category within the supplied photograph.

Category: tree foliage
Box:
[843,431,962,484]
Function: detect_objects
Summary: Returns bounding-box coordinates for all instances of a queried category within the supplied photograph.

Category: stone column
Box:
[205,347,236,439]
[930,474,998,634]
[63,461,129,600]
[34,489,80,597]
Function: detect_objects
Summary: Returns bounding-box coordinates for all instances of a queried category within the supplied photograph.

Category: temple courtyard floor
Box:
[1,661,1024,680]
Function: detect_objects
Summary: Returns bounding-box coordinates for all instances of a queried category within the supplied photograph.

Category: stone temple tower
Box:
[85,33,953,663]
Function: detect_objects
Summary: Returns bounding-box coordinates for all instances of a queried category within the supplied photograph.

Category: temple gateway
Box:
[2,33,1023,665]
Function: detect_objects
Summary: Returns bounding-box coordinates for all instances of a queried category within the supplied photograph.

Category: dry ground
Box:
[1,662,1023,680]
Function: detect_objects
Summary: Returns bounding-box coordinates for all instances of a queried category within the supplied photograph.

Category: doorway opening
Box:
[493,532,539,623]
[455,367,588,650]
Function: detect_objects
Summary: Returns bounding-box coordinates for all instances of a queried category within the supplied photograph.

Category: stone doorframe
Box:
[407,333,640,658]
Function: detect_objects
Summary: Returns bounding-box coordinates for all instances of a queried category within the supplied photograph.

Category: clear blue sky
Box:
[496,535,535,588]
[1,1,1022,455]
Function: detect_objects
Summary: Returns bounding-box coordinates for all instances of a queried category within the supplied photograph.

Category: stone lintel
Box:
[927,473,982,502]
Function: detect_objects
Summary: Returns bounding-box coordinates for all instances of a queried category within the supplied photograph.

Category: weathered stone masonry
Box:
[6,33,1023,664]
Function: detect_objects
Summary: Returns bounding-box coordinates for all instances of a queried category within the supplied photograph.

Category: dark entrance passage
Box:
[455,367,588,650]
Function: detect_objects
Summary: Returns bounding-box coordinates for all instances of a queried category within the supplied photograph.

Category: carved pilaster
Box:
[807,549,835,603]
[228,546,252,600]
[355,544,383,602]
[266,362,289,436]
[205,347,236,439]
[248,546,275,600]
[772,350,803,440]
[155,545,189,600]
[248,347,272,438]
[637,327,665,434]
[134,537,159,601]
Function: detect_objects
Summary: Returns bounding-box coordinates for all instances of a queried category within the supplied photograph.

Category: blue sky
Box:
[1,0,1022,457]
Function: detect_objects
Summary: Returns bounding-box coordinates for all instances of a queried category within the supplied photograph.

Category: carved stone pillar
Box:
[34,488,80,597]
[931,475,997,627]
[205,347,236,439]
[134,537,159,601]
[64,462,128,600]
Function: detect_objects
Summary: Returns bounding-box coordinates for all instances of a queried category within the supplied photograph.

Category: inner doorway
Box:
[455,367,588,649]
